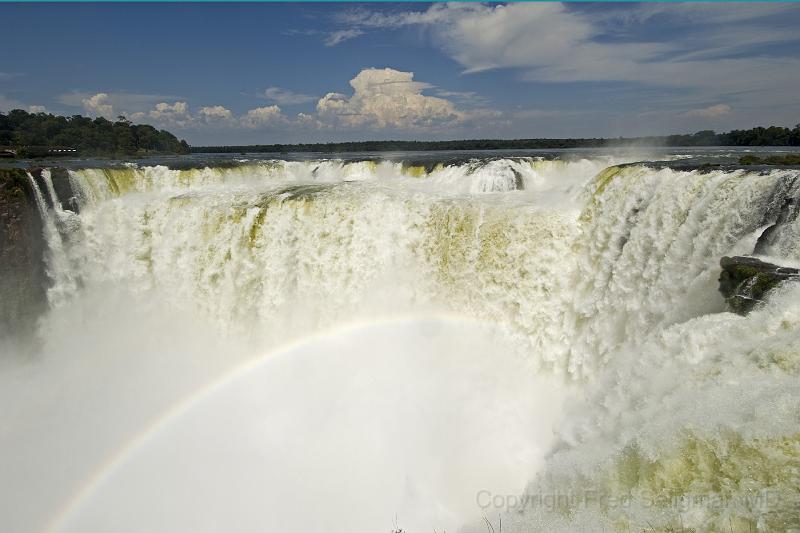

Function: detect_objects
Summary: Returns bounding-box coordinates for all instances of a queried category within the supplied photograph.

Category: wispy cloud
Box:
[0,94,47,114]
[261,87,317,106]
[282,26,364,47]
[330,3,800,102]
[434,90,489,106]
[324,29,364,47]
[0,72,24,81]
[681,104,732,118]
[0,94,23,111]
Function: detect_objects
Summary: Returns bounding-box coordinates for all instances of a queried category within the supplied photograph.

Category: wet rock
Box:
[0,168,47,342]
[719,256,799,315]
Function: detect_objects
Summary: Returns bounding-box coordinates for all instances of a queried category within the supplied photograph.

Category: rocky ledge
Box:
[0,168,46,341]
[719,256,799,315]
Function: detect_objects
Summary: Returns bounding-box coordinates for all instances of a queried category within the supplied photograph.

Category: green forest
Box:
[3,108,800,157]
[195,125,800,154]
[0,109,190,156]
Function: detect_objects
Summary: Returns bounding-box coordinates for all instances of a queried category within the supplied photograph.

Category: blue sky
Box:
[1,2,799,145]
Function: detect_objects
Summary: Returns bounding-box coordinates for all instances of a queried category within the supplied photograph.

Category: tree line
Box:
[195,125,800,154]
[0,109,190,156]
[2,108,799,156]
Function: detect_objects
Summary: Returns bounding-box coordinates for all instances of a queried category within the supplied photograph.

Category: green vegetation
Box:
[0,167,30,201]
[5,108,799,157]
[194,124,800,154]
[739,154,800,165]
[0,109,190,157]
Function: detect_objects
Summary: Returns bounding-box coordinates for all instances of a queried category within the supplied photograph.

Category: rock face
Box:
[0,168,46,344]
[719,256,799,315]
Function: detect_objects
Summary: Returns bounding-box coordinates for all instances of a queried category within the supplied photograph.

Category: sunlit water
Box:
[2,150,800,532]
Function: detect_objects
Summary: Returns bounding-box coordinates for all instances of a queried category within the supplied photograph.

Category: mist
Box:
[4,153,800,532]
[1,287,565,533]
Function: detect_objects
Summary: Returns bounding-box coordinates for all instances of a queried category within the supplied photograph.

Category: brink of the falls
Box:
[2,152,800,533]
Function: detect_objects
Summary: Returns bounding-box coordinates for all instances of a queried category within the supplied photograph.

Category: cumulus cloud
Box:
[315,68,463,129]
[28,105,47,114]
[335,3,800,98]
[682,104,732,118]
[60,91,180,115]
[58,69,492,134]
[129,101,194,128]
[240,106,286,128]
[150,102,192,126]
[82,93,115,119]
[262,87,317,106]
[198,105,233,122]
[295,112,324,128]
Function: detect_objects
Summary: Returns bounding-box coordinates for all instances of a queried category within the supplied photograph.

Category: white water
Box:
[2,155,799,532]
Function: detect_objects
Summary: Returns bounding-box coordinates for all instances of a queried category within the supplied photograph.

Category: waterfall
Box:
[4,155,800,533]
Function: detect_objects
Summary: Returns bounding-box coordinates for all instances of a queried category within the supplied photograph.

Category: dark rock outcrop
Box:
[719,256,799,315]
[0,168,46,343]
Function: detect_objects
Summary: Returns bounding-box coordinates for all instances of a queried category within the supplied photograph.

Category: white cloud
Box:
[615,3,796,26]
[129,101,194,128]
[59,91,179,113]
[342,4,667,80]
[434,90,489,106]
[324,29,364,47]
[262,87,317,106]
[0,95,45,114]
[682,104,732,118]
[295,112,324,129]
[0,94,23,111]
[153,101,185,117]
[336,3,800,98]
[315,68,463,130]
[46,71,488,134]
[82,93,115,119]
[240,106,286,128]
[198,105,233,122]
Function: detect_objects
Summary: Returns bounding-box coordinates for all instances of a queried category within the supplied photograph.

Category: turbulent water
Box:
[2,152,800,533]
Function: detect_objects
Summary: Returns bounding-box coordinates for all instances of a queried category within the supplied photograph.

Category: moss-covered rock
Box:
[0,168,46,343]
[739,154,800,166]
[719,256,799,314]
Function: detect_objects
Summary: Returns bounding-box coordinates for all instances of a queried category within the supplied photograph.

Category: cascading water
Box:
[38,158,597,356]
[2,154,799,533]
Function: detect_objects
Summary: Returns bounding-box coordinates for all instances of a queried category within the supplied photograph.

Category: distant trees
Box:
[663,129,722,146]
[5,108,796,157]
[194,138,611,154]
[0,109,190,156]
[719,125,800,146]
[193,125,800,154]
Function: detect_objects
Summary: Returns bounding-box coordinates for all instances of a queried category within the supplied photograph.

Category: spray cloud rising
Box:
[2,152,800,533]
